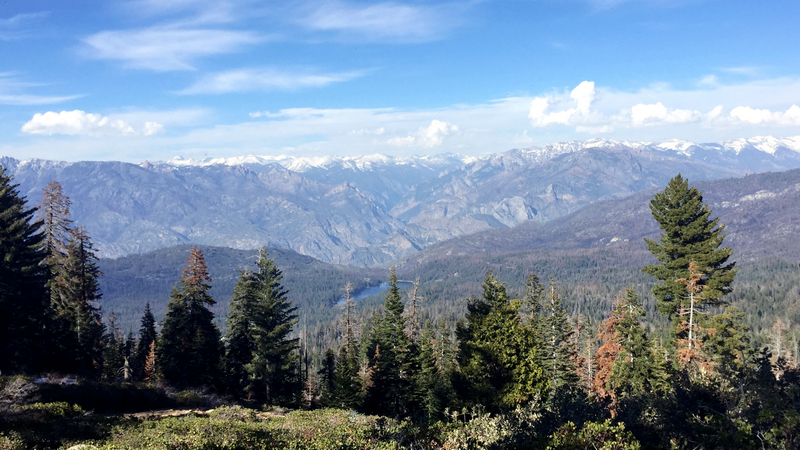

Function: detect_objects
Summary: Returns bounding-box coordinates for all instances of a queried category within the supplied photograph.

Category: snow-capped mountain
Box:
[3,136,799,266]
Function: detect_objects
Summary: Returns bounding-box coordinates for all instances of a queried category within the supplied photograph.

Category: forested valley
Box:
[1,166,799,449]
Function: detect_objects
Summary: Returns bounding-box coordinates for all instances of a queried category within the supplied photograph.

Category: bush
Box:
[12,402,85,418]
[88,408,400,450]
[547,420,641,450]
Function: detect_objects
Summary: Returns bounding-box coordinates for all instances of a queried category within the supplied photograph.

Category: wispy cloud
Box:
[0,73,81,106]
[82,26,264,71]
[22,110,164,136]
[178,68,366,94]
[299,0,463,42]
[0,12,49,41]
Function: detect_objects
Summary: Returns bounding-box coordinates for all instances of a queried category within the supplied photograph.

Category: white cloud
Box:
[387,120,458,148]
[529,81,597,127]
[179,68,365,94]
[10,77,800,162]
[21,110,164,136]
[729,105,800,126]
[82,26,263,71]
[630,102,701,125]
[300,0,459,42]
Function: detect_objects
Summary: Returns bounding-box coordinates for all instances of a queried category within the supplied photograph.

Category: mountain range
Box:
[3,135,800,266]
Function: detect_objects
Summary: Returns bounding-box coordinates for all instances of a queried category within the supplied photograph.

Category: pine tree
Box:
[223,247,299,405]
[364,267,411,416]
[157,247,222,389]
[331,282,362,409]
[456,271,545,411]
[37,180,72,261]
[538,278,580,400]
[57,227,105,376]
[610,288,667,397]
[643,174,737,319]
[0,166,49,374]
[103,313,125,381]
[132,303,157,381]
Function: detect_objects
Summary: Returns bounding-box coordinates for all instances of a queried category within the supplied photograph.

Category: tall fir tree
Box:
[643,174,737,320]
[157,247,222,389]
[0,166,49,373]
[364,267,412,416]
[331,282,362,409]
[57,227,106,376]
[456,271,545,411]
[609,288,669,398]
[224,247,300,405]
[538,278,580,400]
[132,303,157,381]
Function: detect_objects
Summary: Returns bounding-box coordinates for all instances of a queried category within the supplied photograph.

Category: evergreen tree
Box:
[157,248,222,389]
[223,247,299,405]
[364,267,412,416]
[318,348,336,403]
[610,288,668,398]
[643,174,737,320]
[132,303,157,381]
[456,271,545,411]
[331,282,362,409]
[102,313,125,381]
[416,320,457,422]
[57,227,105,376]
[538,278,580,400]
[37,180,72,261]
[0,166,49,374]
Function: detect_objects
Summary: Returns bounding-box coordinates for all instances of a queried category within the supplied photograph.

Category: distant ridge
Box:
[3,135,800,266]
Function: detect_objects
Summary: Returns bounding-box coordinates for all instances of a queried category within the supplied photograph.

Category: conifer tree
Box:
[610,288,667,397]
[0,166,49,373]
[103,313,125,381]
[157,247,222,388]
[37,180,72,261]
[643,174,736,319]
[332,282,362,409]
[456,271,545,410]
[364,267,411,416]
[538,279,579,399]
[57,227,105,376]
[132,303,157,380]
[223,247,299,405]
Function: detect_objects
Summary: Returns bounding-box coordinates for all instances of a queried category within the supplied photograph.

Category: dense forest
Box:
[1,167,799,449]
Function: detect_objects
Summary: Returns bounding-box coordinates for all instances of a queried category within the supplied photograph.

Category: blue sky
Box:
[2,0,800,162]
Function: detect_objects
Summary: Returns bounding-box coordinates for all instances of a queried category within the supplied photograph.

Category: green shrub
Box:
[547,420,641,450]
[171,390,207,408]
[12,401,85,418]
[88,408,400,450]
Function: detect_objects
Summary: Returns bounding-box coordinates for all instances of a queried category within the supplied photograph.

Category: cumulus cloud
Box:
[179,68,365,94]
[388,120,458,148]
[729,105,800,125]
[630,102,702,125]
[82,27,263,71]
[21,110,164,136]
[529,81,597,127]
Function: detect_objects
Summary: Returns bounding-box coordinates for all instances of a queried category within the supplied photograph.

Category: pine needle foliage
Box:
[224,246,300,406]
[157,247,223,389]
[643,174,737,318]
[0,166,48,373]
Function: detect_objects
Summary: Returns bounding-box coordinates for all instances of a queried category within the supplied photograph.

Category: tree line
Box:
[1,166,798,448]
